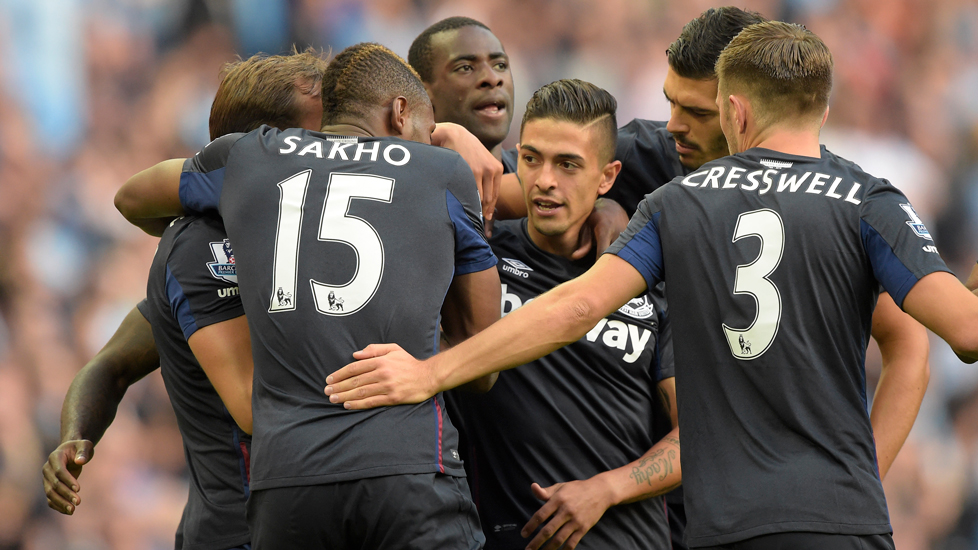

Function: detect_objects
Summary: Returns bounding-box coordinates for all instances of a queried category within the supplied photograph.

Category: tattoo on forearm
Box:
[630,446,678,487]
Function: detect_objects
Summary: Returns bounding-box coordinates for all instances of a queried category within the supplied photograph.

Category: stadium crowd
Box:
[0,0,977,548]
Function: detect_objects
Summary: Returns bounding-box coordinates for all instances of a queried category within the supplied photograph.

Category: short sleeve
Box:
[605,191,665,291]
[136,298,151,322]
[651,286,674,382]
[858,182,951,308]
[446,156,498,275]
[179,133,246,215]
[164,218,245,340]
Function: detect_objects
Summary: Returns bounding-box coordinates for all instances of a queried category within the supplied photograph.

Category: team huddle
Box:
[40,6,978,550]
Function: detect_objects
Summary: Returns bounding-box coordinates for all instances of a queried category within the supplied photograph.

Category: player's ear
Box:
[820,105,830,128]
[597,160,621,196]
[730,95,749,135]
[389,96,410,136]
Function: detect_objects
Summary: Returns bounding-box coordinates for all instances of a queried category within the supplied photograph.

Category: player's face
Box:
[517,119,617,253]
[424,27,514,153]
[663,66,729,170]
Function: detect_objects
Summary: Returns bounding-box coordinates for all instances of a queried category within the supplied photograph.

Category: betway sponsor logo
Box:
[501,284,652,363]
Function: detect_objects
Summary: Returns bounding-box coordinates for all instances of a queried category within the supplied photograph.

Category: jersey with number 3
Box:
[178,126,497,491]
[606,146,950,547]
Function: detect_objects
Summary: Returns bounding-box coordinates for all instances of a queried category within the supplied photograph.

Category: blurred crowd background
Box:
[0,0,976,548]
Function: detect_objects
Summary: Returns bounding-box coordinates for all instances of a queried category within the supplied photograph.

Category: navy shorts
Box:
[248,473,484,549]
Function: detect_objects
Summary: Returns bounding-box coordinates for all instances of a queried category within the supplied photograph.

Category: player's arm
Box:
[326,254,650,408]
[188,315,254,434]
[114,159,186,236]
[432,122,503,222]
[495,172,526,220]
[42,306,160,515]
[966,262,978,295]
[522,377,680,550]
[869,292,929,479]
[902,271,978,362]
[440,267,502,392]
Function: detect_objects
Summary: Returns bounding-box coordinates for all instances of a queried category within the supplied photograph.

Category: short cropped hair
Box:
[321,43,430,126]
[408,17,492,83]
[209,48,328,140]
[666,7,766,80]
[716,21,833,126]
[520,79,618,163]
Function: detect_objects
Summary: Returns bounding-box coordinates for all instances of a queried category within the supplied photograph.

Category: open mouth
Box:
[533,199,562,212]
[474,100,507,118]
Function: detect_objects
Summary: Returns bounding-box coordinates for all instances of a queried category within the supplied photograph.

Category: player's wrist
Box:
[590,470,625,508]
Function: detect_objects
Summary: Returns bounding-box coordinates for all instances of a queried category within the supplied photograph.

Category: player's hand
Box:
[42,440,94,515]
[431,122,502,221]
[325,344,438,409]
[571,198,629,260]
[522,479,614,550]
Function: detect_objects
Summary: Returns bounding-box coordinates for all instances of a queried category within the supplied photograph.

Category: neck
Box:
[488,142,503,161]
[526,218,592,260]
[320,122,375,138]
[743,124,821,158]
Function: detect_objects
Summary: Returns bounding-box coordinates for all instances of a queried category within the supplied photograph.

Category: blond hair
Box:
[715,21,832,127]
[209,47,328,140]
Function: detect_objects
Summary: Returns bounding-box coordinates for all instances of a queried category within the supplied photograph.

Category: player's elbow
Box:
[557,293,603,342]
[950,328,978,363]
[114,182,141,222]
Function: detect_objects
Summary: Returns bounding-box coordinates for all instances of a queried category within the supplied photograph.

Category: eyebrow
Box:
[449,52,508,64]
[663,88,716,113]
[520,144,585,163]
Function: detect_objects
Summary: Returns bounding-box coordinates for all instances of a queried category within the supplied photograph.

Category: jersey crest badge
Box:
[618,295,655,320]
[899,203,933,240]
[206,239,237,284]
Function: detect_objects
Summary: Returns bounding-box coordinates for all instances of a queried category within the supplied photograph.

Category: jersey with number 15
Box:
[607,145,950,547]
[177,126,496,492]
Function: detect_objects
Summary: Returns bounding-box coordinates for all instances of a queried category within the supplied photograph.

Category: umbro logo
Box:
[500,258,532,279]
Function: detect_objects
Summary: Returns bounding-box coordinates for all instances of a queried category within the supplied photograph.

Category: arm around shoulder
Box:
[114,159,186,236]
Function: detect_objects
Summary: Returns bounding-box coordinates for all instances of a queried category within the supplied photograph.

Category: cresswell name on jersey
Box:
[501,284,654,364]
[682,163,864,204]
[277,135,412,166]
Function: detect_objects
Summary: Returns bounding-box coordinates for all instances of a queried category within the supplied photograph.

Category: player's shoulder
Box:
[619,118,669,138]
[617,118,672,153]
[820,145,890,186]
[162,215,228,252]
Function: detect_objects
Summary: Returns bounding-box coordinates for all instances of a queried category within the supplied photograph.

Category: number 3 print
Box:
[722,209,784,360]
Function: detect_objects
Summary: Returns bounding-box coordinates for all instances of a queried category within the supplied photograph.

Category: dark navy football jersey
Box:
[446,219,672,550]
[605,119,687,217]
[142,215,250,550]
[607,146,951,547]
[178,126,497,491]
